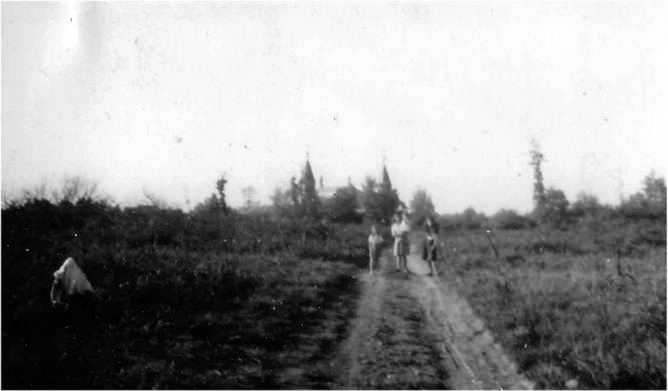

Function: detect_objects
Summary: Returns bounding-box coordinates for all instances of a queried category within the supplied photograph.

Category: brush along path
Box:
[334,238,533,390]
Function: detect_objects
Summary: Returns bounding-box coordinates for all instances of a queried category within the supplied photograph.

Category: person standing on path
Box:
[391,214,402,271]
[368,225,383,275]
[392,212,410,273]
[423,217,440,276]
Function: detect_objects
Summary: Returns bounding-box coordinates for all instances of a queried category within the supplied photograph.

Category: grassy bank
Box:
[436,223,666,389]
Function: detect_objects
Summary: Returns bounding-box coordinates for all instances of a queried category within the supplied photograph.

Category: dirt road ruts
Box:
[334,241,533,390]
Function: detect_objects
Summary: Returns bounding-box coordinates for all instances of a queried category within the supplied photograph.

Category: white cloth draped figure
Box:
[51,257,94,306]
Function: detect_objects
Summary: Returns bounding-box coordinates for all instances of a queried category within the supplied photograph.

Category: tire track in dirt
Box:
[335,242,534,390]
[334,249,449,389]
[407,250,534,390]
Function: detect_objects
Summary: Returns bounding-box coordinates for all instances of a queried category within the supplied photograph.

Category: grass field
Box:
[2,194,665,389]
[94,252,361,389]
[436,223,666,389]
[1,198,371,388]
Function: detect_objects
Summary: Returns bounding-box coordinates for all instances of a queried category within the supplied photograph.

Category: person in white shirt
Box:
[368,225,383,275]
[391,214,402,272]
[392,212,410,273]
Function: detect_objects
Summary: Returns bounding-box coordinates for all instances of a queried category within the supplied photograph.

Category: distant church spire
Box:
[303,156,314,183]
[381,160,392,189]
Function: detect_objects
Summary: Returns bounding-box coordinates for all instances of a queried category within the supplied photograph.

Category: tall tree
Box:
[215,175,228,215]
[529,139,546,222]
[300,159,320,219]
[410,188,435,226]
[377,165,400,224]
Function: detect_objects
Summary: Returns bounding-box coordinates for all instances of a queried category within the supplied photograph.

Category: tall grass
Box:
[437,222,666,389]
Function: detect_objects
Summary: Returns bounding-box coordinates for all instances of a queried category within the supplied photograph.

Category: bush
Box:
[322,186,363,223]
[570,192,603,218]
[492,209,528,230]
[542,188,570,228]
[618,173,667,220]
[440,208,488,230]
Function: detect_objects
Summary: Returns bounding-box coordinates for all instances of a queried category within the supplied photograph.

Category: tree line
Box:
[432,141,666,231]
[270,160,402,225]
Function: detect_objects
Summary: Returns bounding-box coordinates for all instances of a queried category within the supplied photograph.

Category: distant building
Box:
[317,176,358,199]
[305,156,403,219]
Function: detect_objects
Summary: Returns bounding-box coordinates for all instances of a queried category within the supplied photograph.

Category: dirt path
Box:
[334,242,534,390]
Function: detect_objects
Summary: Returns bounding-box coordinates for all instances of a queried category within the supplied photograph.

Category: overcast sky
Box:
[2,2,666,214]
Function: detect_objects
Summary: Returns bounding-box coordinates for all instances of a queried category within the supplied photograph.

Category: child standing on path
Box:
[423,217,440,276]
[368,225,383,275]
[391,214,401,271]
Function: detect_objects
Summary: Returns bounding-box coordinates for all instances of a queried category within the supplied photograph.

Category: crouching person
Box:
[50,257,97,385]
[51,256,95,310]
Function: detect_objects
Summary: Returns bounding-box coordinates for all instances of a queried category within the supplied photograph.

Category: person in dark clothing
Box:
[422,217,440,276]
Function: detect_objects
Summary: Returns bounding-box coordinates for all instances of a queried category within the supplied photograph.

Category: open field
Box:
[4,251,362,388]
[3,2,666,389]
[435,225,666,389]
[2,195,666,389]
[1,199,370,388]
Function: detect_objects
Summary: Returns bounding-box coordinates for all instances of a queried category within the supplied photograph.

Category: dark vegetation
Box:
[1,162,400,388]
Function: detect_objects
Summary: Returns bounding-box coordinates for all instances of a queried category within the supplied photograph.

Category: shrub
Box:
[542,188,570,228]
[440,208,488,230]
[322,186,363,223]
[618,172,667,220]
[570,192,603,218]
[492,209,528,230]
